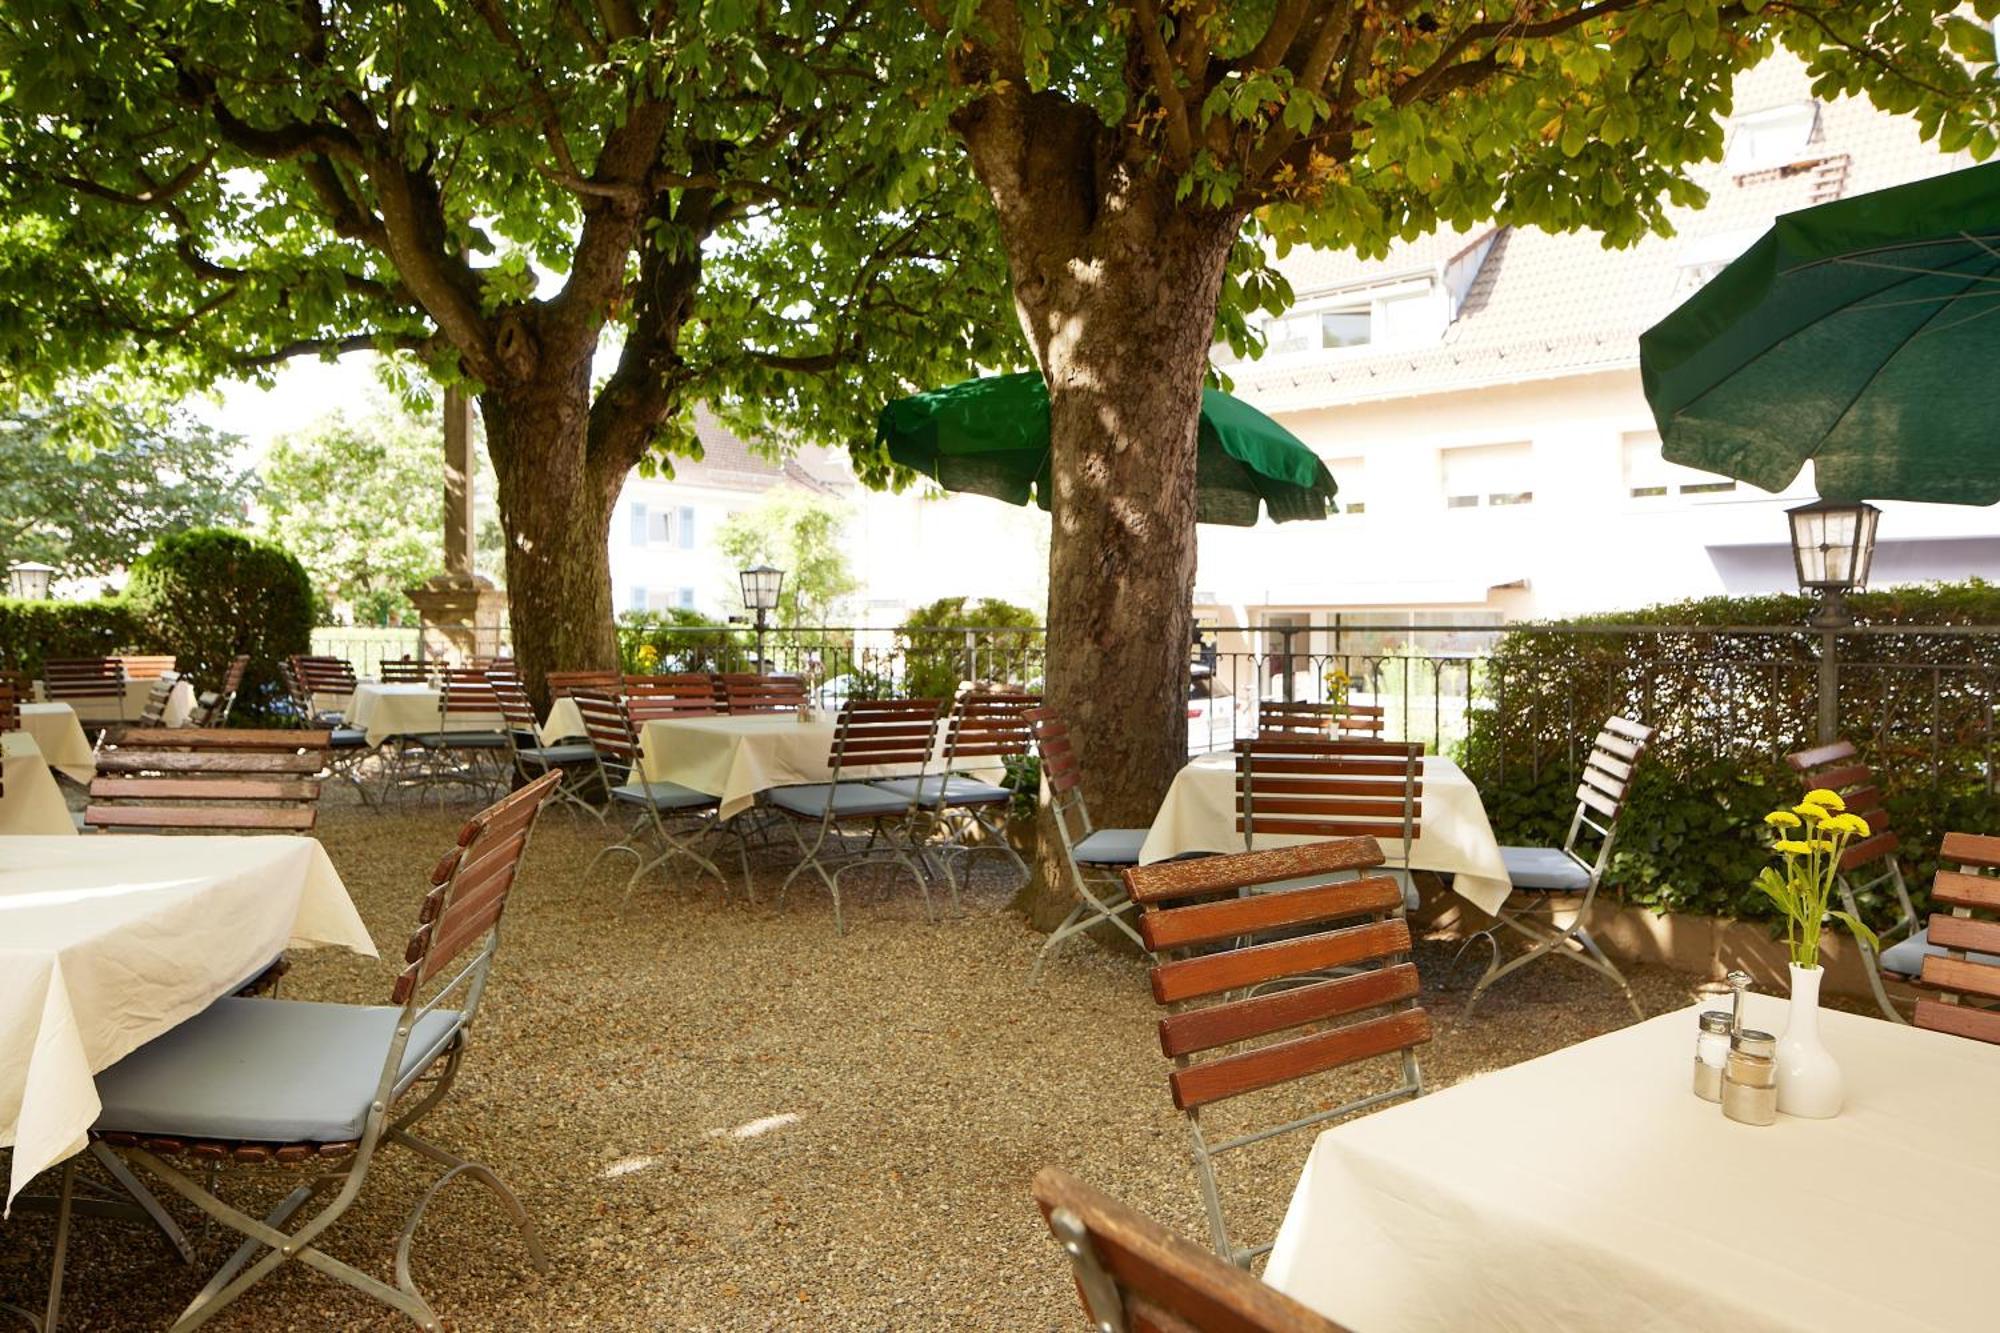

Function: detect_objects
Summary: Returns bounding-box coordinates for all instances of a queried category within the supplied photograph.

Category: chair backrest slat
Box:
[719,673,807,714]
[943,691,1040,765]
[379,658,432,683]
[85,728,330,834]
[624,677,718,722]
[1784,737,1898,872]
[1258,699,1386,740]
[395,771,561,1001]
[1032,1167,1349,1333]
[1236,736,1422,847]
[575,690,638,764]
[486,672,541,731]
[46,657,126,700]
[1914,831,2000,1042]
[547,669,622,698]
[829,698,942,773]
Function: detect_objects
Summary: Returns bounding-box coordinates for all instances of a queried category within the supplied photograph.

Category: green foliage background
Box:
[125,528,314,721]
[0,598,144,677]
[1462,581,2000,926]
[897,597,1042,699]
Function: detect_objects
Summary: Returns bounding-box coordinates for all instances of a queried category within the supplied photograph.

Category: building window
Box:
[646,509,676,544]
[1623,432,1739,500]
[678,506,696,549]
[1725,102,1820,173]
[1255,282,1444,358]
[628,586,648,612]
[628,502,648,546]
[678,587,696,609]
[1318,308,1371,349]
[1441,442,1533,510]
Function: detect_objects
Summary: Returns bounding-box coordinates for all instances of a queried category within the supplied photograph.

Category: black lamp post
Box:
[1787,498,1880,743]
[738,564,784,671]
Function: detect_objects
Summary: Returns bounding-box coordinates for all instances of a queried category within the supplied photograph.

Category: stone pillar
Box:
[406,388,508,663]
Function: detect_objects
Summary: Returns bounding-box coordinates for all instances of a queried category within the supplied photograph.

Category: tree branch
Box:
[1130,0,1197,167]
[232,330,432,369]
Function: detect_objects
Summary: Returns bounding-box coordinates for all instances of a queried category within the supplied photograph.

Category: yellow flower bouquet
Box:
[1753,789,1880,969]
[1322,666,1353,714]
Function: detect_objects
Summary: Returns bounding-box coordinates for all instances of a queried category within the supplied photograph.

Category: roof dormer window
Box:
[1725,102,1821,173]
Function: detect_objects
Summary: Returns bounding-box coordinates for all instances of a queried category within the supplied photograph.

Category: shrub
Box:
[0,598,146,677]
[125,528,314,722]
[616,608,752,674]
[1460,580,2000,925]
[897,597,1042,699]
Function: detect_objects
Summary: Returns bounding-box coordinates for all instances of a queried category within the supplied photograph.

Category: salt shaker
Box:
[1721,1029,1778,1125]
[1692,1011,1731,1102]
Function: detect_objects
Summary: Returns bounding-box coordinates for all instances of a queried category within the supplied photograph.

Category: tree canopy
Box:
[0,393,251,583]
[714,489,860,627]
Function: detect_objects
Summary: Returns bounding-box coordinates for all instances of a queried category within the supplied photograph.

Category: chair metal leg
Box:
[1030,871,1147,984]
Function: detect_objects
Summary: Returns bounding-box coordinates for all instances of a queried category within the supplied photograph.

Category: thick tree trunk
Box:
[482,383,623,705]
[975,140,1241,927]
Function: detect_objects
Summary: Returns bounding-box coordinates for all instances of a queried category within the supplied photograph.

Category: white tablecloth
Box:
[638,713,995,821]
[13,702,94,783]
[1,733,75,836]
[40,677,195,727]
[0,836,376,1209]
[347,682,583,749]
[1265,995,1998,1331]
[1139,753,1512,914]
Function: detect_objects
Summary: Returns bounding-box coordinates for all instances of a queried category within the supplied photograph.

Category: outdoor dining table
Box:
[346,681,584,749]
[1263,994,1997,1331]
[1138,752,1513,914]
[0,835,375,1210]
[10,702,93,783]
[637,712,1000,821]
[35,676,196,728]
[0,734,76,837]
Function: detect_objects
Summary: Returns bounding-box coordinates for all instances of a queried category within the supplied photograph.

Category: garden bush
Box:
[897,597,1041,699]
[0,597,146,677]
[125,528,314,722]
[1461,581,2000,925]
[617,608,752,674]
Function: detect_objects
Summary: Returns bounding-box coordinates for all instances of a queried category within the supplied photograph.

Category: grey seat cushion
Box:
[94,998,463,1145]
[610,780,715,811]
[870,775,1013,807]
[329,727,369,749]
[1879,926,2000,977]
[1073,828,1148,866]
[517,742,596,765]
[1500,845,1593,892]
[768,782,911,819]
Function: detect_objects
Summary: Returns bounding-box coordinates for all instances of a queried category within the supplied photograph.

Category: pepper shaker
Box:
[1721,1029,1778,1126]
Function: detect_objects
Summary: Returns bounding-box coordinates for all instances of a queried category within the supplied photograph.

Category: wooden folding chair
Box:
[1257,699,1386,740]
[84,729,331,834]
[407,669,509,800]
[573,688,730,908]
[1029,705,1156,982]
[1785,738,1918,1022]
[1235,735,1423,910]
[1124,839,1430,1266]
[1032,1167,1346,1333]
[283,657,374,805]
[55,773,563,1332]
[1904,832,2000,1044]
[378,657,432,684]
[487,671,602,816]
[768,698,944,932]
[194,654,250,727]
[136,677,180,728]
[546,669,622,699]
[289,654,360,723]
[718,673,807,714]
[1459,716,1652,1019]
[869,691,1040,899]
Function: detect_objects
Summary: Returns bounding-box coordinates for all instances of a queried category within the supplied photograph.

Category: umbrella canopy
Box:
[1641,161,2000,503]
[876,372,1339,525]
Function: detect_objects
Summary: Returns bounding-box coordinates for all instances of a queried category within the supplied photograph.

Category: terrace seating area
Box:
[4,647,1997,1331]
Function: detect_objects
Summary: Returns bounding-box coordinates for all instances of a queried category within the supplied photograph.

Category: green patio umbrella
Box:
[1641,160,2000,503]
[876,372,1339,525]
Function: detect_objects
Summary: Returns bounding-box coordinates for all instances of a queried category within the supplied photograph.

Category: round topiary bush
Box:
[125,528,314,723]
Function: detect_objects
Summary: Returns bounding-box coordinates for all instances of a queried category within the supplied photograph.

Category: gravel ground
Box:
[4,790,1730,1330]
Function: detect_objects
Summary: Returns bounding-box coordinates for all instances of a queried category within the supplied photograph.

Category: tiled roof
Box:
[667,406,843,495]
[1230,54,1976,413]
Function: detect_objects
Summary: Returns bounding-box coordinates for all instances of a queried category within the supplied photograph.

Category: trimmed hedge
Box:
[126,528,314,722]
[0,598,146,677]
[1460,581,2000,925]
[897,597,1042,699]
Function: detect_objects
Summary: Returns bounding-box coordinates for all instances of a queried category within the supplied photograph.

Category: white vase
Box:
[1776,962,1843,1119]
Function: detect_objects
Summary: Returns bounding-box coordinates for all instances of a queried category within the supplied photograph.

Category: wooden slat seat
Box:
[86,728,331,833]
[1032,1166,1348,1333]
[1123,838,1428,1264]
